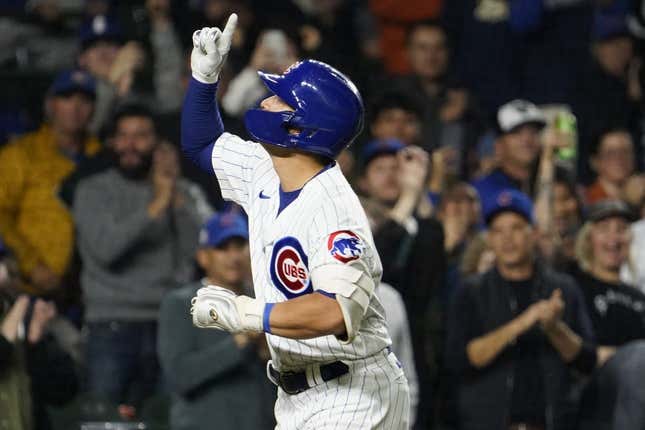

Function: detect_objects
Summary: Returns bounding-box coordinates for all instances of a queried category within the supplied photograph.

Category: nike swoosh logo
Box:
[259,190,270,199]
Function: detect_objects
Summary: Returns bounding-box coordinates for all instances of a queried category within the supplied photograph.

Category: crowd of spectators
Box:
[1,0,645,429]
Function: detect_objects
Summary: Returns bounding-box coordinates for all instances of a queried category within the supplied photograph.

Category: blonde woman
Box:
[572,200,645,430]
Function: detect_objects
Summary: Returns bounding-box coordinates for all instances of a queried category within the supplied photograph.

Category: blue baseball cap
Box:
[48,69,97,98]
[79,14,122,50]
[361,139,405,167]
[593,12,630,42]
[199,213,249,248]
[483,189,534,226]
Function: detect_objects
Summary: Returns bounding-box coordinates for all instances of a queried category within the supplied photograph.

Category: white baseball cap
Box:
[497,99,546,134]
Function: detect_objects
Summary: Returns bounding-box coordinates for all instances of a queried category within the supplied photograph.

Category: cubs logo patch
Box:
[497,190,512,207]
[270,237,312,298]
[328,230,364,263]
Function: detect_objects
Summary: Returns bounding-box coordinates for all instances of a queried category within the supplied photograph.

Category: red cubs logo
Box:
[270,237,312,298]
[275,247,308,291]
[328,230,364,263]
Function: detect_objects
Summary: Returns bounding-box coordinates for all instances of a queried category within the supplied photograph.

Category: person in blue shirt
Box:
[472,99,546,209]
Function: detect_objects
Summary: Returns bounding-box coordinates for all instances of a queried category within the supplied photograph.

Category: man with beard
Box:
[72,103,211,418]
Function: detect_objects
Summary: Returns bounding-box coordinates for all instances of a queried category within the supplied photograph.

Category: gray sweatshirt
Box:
[73,169,211,322]
[377,282,419,423]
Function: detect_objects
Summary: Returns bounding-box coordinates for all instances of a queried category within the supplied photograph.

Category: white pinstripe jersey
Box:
[212,132,391,370]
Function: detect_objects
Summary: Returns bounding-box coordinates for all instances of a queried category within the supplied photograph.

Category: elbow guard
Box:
[310,262,375,344]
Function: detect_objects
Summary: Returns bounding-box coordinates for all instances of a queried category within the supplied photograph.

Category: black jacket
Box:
[0,330,78,430]
[445,265,595,430]
[374,217,446,429]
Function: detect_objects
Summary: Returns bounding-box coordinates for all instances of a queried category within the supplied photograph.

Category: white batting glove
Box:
[190,13,238,84]
[191,285,265,333]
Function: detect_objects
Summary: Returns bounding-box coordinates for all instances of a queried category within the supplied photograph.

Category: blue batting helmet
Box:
[244,59,364,159]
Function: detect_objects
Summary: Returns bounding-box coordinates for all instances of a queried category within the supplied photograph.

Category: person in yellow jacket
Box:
[0,70,100,296]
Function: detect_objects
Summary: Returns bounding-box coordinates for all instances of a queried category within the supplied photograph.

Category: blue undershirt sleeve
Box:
[180,77,226,174]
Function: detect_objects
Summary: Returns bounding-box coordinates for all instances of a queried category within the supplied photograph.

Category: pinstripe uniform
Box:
[212,132,410,429]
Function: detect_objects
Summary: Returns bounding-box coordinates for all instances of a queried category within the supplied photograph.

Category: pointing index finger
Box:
[217,13,237,55]
[222,13,238,39]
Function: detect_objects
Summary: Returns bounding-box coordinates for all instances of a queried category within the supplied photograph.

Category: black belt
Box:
[268,361,349,395]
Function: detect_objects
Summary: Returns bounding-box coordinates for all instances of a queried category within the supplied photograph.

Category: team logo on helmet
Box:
[497,191,513,207]
[270,237,312,298]
[328,230,364,263]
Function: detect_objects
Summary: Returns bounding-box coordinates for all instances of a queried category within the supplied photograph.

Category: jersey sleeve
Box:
[211,132,271,211]
[308,228,372,288]
[307,206,381,288]
[307,211,381,343]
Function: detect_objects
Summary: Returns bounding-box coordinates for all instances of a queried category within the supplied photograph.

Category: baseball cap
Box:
[585,199,636,223]
[497,100,546,134]
[361,139,405,167]
[48,69,97,98]
[199,212,249,248]
[483,189,534,226]
[593,12,630,42]
[79,14,122,50]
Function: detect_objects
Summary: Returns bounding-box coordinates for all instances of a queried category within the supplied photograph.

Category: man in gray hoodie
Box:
[73,103,211,417]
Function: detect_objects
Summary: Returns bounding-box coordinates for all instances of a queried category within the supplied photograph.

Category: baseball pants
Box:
[273,348,410,429]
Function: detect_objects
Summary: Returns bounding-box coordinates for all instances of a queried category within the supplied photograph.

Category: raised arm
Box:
[180,14,238,174]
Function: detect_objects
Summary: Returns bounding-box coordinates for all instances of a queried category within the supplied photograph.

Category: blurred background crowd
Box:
[1,0,645,429]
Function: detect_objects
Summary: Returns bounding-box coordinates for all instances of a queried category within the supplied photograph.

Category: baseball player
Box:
[182,14,410,429]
